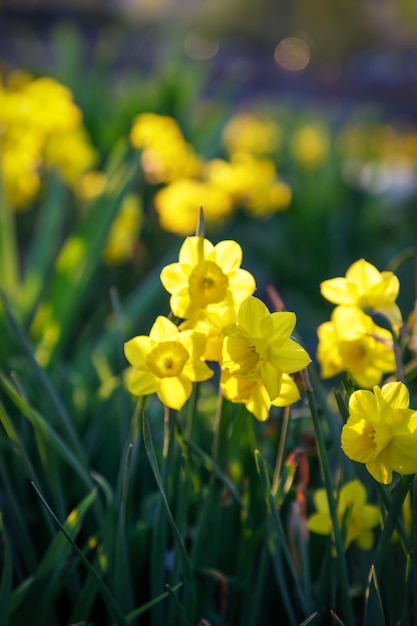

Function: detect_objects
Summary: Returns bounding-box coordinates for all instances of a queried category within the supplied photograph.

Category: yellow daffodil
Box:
[307,480,381,550]
[130,113,202,184]
[222,297,311,401]
[341,382,417,484]
[204,153,291,217]
[160,236,256,320]
[124,316,214,410]
[153,178,233,236]
[317,306,395,388]
[320,259,402,331]
[221,370,300,421]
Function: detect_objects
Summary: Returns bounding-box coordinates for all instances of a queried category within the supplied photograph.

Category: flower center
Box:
[146,341,189,378]
[188,260,229,307]
[223,334,267,375]
[339,338,369,369]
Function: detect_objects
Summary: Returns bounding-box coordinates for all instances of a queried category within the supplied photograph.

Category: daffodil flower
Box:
[221,370,300,421]
[124,316,214,410]
[222,297,310,402]
[160,236,256,319]
[307,480,381,550]
[320,258,402,331]
[316,306,395,388]
[341,382,417,484]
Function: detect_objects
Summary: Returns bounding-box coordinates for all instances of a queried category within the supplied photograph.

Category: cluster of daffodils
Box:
[124,234,311,420]
[129,112,292,235]
[316,259,401,388]
[308,258,417,551]
[0,70,97,209]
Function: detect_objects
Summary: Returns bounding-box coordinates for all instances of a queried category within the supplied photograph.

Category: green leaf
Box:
[142,414,196,619]
[31,482,129,626]
[0,514,12,626]
[10,488,97,624]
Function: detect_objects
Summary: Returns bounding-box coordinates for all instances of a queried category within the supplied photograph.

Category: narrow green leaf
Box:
[0,372,94,495]
[165,584,192,626]
[124,583,183,623]
[142,414,196,618]
[0,514,12,626]
[181,435,246,510]
[31,482,128,626]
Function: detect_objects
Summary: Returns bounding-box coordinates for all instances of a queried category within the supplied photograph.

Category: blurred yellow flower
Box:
[290,122,330,169]
[221,112,282,156]
[316,306,395,388]
[321,259,402,332]
[0,70,96,209]
[124,316,213,410]
[204,153,291,217]
[130,113,202,184]
[341,382,417,484]
[221,370,300,421]
[222,297,310,401]
[43,127,98,185]
[103,194,143,265]
[160,236,256,319]
[153,178,233,235]
[307,480,381,550]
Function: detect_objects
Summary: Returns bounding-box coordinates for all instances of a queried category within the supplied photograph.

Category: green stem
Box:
[302,367,355,626]
[272,406,290,497]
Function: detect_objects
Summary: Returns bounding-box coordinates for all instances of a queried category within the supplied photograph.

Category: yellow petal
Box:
[271,374,300,407]
[126,369,158,396]
[183,360,214,382]
[307,512,332,535]
[124,336,152,368]
[380,381,410,410]
[348,389,378,422]
[320,277,355,305]
[341,417,379,463]
[237,297,269,335]
[179,236,213,264]
[157,376,192,410]
[260,361,282,400]
[270,311,297,343]
[346,259,381,290]
[268,338,311,374]
[212,239,243,271]
[150,316,179,341]
[160,262,187,294]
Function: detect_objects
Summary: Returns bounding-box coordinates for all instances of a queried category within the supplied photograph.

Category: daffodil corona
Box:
[341,382,417,484]
[124,316,213,410]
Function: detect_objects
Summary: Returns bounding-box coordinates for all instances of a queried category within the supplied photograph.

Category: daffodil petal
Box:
[260,361,282,400]
[179,236,213,264]
[212,240,242,271]
[380,381,410,409]
[124,336,153,368]
[320,277,354,305]
[157,376,192,410]
[127,369,158,396]
[268,338,311,373]
[150,316,179,341]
